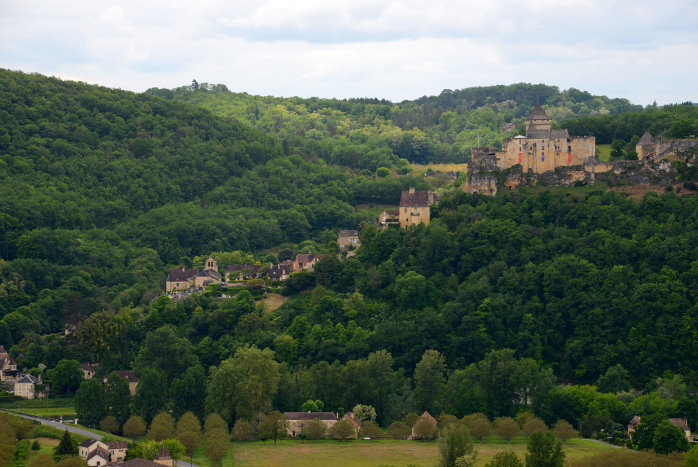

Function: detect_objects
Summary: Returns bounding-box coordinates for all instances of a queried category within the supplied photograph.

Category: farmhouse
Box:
[337,230,360,255]
[14,374,41,399]
[284,411,339,437]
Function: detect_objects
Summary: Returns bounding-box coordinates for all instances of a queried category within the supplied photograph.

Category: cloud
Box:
[0,0,696,105]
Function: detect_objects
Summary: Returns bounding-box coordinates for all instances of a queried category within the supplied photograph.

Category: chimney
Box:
[409,187,415,193]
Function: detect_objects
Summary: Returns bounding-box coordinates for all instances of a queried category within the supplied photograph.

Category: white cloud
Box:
[0,0,696,105]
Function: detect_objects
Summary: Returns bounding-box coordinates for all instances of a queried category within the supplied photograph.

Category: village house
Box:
[165,267,198,292]
[0,345,20,384]
[193,257,222,289]
[411,411,438,438]
[225,264,264,283]
[81,362,96,380]
[295,251,324,271]
[153,445,172,466]
[341,411,362,438]
[284,411,339,437]
[378,209,399,230]
[268,261,294,282]
[79,439,130,465]
[14,374,41,399]
[102,371,139,396]
[399,187,437,228]
[337,230,360,256]
[628,415,692,441]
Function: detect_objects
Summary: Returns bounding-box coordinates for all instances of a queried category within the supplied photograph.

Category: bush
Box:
[14,439,30,463]
[31,440,40,450]
[387,421,410,440]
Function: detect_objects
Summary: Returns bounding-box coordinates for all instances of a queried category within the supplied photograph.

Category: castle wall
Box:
[497,136,595,174]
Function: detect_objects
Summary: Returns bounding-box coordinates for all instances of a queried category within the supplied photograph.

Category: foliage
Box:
[147,412,175,441]
[49,360,83,395]
[56,457,88,467]
[175,412,202,456]
[413,417,438,440]
[27,455,56,467]
[104,372,131,425]
[300,399,324,412]
[551,420,576,442]
[439,424,475,467]
[258,411,288,445]
[652,419,689,454]
[204,413,229,464]
[133,368,167,424]
[359,420,382,438]
[122,415,147,439]
[302,418,326,441]
[352,404,377,422]
[387,421,410,440]
[55,430,76,455]
[74,379,105,427]
[525,430,564,467]
[330,418,357,441]
[99,415,120,434]
[567,449,685,467]
[495,417,520,442]
[486,451,523,467]
[232,419,255,441]
[463,413,491,441]
[522,417,547,437]
[686,446,698,467]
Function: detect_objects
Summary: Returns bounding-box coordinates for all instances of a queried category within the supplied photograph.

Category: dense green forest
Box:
[1,70,696,445]
[146,82,647,167]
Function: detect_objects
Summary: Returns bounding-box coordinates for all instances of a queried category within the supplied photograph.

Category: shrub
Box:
[387,421,410,440]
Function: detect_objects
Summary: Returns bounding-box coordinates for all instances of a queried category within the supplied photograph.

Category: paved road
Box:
[1,408,202,467]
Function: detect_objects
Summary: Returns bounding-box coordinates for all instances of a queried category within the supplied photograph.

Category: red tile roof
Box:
[284,411,338,421]
[400,190,433,207]
[167,267,199,282]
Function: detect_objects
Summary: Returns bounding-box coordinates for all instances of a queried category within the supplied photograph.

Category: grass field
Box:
[259,293,289,313]
[192,437,617,467]
[596,144,611,161]
[11,407,77,418]
[409,163,469,174]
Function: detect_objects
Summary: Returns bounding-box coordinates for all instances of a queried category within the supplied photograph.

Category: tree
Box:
[74,379,105,428]
[147,412,175,441]
[204,429,228,465]
[258,411,288,445]
[205,346,280,423]
[104,372,131,425]
[414,350,446,414]
[523,417,547,437]
[352,404,377,422]
[134,325,198,384]
[551,420,576,442]
[485,451,523,467]
[204,413,228,434]
[123,415,147,439]
[161,439,186,461]
[388,421,410,439]
[632,413,665,451]
[652,419,689,454]
[596,364,630,393]
[56,430,76,455]
[50,360,83,395]
[176,412,202,458]
[100,415,120,434]
[132,367,167,423]
[376,167,390,178]
[525,431,564,467]
[301,399,324,412]
[360,420,382,439]
[330,418,356,441]
[439,424,476,467]
[232,419,255,441]
[170,365,206,420]
[413,417,438,440]
[463,413,491,441]
[304,418,327,441]
[495,417,519,443]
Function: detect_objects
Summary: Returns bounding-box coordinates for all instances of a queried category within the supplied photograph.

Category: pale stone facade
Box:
[399,188,436,228]
[636,132,698,161]
[494,105,595,173]
[284,411,338,437]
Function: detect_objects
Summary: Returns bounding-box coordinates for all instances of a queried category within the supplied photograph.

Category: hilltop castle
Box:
[492,105,596,173]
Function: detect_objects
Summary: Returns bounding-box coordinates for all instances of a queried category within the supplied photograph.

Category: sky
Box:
[1,1,697,105]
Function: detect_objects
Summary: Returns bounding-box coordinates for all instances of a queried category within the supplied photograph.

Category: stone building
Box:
[284,411,339,437]
[399,187,436,228]
[494,105,595,173]
[636,132,698,161]
[337,230,360,255]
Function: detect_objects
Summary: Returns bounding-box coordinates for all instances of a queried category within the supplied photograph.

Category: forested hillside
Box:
[146,82,645,167]
[1,70,696,445]
[0,69,425,339]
